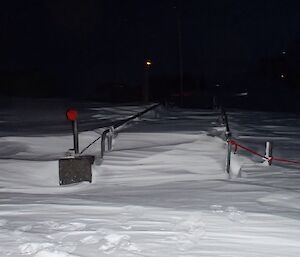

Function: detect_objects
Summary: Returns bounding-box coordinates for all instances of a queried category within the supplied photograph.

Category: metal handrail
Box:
[219,107,232,174]
[80,103,160,155]
[100,127,113,158]
[112,103,160,130]
[220,107,231,139]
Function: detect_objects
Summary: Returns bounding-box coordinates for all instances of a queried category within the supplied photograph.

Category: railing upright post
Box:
[66,109,79,155]
[72,120,79,154]
[226,140,232,174]
[223,109,232,175]
[101,129,107,159]
[265,141,273,165]
[101,128,112,159]
[107,127,114,151]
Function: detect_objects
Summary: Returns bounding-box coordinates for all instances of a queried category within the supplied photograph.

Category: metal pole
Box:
[265,141,273,165]
[223,108,232,174]
[226,140,232,174]
[108,127,114,151]
[101,129,110,158]
[224,113,230,137]
[72,120,79,154]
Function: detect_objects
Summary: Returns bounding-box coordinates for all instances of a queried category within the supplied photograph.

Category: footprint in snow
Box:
[33,249,82,257]
[46,221,87,232]
[19,241,78,256]
[18,242,54,255]
[120,224,132,230]
[210,205,247,223]
[210,204,224,213]
[55,241,77,253]
[13,224,33,237]
[53,222,86,232]
[18,224,33,232]
[80,235,102,245]
[40,221,86,232]
[171,215,206,251]
[225,206,247,223]
[99,234,140,254]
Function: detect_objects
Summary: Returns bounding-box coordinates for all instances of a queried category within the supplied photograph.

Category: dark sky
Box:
[1,0,300,98]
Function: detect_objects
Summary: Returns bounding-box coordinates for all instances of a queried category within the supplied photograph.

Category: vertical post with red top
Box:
[59,109,94,185]
[66,109,79,155]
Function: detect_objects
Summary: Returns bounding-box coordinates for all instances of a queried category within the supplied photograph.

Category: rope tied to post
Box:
[228,139,300,166]
[229,139,265,158]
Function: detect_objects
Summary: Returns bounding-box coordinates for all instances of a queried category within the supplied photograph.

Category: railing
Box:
[219,107,300,177]
[80,103,160,161]
[219,107,232,175]
[100,127,114,158]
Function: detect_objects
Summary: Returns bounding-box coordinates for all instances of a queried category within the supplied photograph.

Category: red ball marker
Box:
[66,109,78,121]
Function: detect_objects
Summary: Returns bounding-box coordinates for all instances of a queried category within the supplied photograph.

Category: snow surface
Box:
[0,99,300,257]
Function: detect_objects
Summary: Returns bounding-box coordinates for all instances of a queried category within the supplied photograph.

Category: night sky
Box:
[1,0,300,107]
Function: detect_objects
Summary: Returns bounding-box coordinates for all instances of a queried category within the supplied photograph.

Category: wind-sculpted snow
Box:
[0,99,300,256]
[228,110,300,163]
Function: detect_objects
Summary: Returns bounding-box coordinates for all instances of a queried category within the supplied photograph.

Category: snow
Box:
[0,99,300,256]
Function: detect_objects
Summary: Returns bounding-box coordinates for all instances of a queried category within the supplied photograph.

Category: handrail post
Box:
[223,108,232,175]
[66,109,79,155]
[107,126,114,151]
[224,113,230,136]
[265,141,273,165]
[101,128,110,159]
[72,120,79,154]
[226,139,232,174]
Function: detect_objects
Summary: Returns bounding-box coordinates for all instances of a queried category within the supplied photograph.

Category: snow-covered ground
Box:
[0,99,300,257]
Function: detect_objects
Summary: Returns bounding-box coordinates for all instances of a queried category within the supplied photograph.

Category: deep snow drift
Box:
[0,99,300,257]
